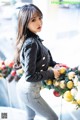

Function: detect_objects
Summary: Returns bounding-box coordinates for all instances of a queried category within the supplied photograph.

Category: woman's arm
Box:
[22,40,55,82]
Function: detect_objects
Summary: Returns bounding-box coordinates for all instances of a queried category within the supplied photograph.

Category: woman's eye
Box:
[39,16,42,20]
[31,19,36,22]
[39,17,41,20]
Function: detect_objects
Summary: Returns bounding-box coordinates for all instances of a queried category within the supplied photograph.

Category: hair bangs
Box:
[28,7,43,22]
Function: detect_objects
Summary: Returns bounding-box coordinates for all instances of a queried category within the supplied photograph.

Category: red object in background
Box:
[8,61,14,68]
[1,61,5,65]
[1,64,6,70]
[53,90,61,97]
[11,70,16,76]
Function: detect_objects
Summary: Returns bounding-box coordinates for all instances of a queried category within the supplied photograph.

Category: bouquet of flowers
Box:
[1,59,80,109]
[42,65,80,109]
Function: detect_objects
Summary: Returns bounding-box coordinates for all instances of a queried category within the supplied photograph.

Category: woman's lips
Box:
[37,26,41,30]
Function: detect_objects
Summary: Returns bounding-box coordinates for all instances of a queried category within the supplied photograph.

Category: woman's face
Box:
[27,13,43,33]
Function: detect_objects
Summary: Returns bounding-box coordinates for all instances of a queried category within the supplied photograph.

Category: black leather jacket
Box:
[20,34,57,82]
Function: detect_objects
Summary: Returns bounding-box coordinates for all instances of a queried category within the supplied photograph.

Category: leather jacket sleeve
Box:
[20,38,55,82]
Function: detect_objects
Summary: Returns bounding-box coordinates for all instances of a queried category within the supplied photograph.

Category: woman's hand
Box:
[48,66,60,79]
[53,69,60,79]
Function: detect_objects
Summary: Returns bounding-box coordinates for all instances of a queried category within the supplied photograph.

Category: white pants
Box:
[16,75,58,120]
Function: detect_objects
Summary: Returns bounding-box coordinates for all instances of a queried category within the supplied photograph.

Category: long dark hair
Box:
[14,4,43,68]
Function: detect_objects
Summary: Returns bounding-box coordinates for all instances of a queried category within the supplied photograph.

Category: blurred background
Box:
[0,0,80,120]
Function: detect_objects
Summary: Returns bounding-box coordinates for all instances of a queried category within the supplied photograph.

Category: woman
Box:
[15,4,60,120]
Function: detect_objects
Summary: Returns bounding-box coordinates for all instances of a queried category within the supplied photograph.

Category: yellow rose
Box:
[46,79,53,85]
[53,80,60,86]
[59,67,66,74]
[64,91,73,102]
[68,72,75,80]
[77,99,80,105]
[59,80,66,89]
[67,81,74,89]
